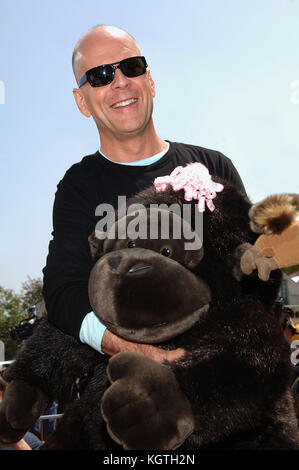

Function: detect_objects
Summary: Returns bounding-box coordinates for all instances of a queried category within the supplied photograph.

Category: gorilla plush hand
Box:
[0,380,50,445]
[235,193,299,282]
[101,352,194,450]
[233,242,279,281]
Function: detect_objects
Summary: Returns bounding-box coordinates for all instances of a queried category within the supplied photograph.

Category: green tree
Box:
[0,277,43,360]
[20,276,43,311]
[0,286,26,360]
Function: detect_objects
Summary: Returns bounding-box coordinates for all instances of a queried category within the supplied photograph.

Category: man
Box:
[43,25,245,362]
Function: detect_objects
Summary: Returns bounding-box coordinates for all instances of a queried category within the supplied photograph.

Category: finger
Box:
[256,258,279,281]
[107,352,157,383]
[240,250,256,274]
[256,259,271,281]
[107,408,178,451]
[101,382,155,425]
[164,348,186,363]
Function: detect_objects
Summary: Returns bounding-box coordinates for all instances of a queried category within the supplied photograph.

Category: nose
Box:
[108,256,122,271]
[128,262,152,274]
[111,67,130,89]
[106,254,152,275]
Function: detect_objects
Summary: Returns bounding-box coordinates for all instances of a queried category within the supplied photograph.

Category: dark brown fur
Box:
[1,180,298,450]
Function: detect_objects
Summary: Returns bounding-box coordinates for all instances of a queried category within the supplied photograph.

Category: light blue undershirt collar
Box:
[99,142,170,166]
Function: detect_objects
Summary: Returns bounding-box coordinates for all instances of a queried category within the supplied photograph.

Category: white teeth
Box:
[112,98,137,108]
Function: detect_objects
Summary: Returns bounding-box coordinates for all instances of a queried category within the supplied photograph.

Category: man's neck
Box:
[99,126,168,163]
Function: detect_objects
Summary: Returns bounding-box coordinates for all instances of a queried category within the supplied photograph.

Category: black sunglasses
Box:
[78,56,148,88]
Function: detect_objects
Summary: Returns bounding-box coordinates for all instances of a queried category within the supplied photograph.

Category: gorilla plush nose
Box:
[128,262,152,274]
[108,256,122,270]
[107,256,152,275]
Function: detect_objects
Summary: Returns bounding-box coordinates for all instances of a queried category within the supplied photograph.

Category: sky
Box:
[0,0,298,293]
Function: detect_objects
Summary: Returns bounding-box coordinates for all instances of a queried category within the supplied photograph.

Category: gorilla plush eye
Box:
[127,240,136,248]
[160,246,172,257]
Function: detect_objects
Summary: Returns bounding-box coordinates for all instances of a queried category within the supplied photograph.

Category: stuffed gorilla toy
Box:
[0,163,298,450]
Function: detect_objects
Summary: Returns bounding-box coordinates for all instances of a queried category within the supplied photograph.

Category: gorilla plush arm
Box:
[101,299,298,450]
[0,320,102,446]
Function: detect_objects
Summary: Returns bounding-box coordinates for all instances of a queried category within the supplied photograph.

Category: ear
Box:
[88,231,105,261]
[73,88,92,118]
[147,70,156,98]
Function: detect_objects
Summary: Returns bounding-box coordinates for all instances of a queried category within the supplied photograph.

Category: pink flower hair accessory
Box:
[154,162,224,212]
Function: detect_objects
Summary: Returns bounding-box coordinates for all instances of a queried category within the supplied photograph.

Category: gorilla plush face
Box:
[87,173,271,345]
[88,206,212,343]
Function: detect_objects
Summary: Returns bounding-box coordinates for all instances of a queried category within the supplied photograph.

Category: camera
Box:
[10,306,42,341]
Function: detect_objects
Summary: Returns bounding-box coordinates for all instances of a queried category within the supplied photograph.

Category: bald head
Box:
[72,25,141,84]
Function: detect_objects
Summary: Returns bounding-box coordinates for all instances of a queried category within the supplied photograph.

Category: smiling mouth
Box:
[111,98,138,109]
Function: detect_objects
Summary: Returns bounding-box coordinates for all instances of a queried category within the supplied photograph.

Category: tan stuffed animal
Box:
[240,194,299,282]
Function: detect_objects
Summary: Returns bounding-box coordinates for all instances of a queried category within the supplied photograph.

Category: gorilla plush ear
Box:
[184,247,204,269]
[88,231,105,262]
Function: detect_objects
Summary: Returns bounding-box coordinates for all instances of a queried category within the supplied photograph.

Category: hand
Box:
[0,379,50,446]
[101,352,194,450]
[101,329,186,363]
[10,438,32,450]
[240,245,279,281]
[233,243,279,281]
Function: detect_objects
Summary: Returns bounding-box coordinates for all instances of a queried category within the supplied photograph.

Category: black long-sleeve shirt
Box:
[43,141,246,339]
